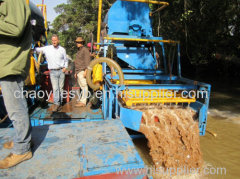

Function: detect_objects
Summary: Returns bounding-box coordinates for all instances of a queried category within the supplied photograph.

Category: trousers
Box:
[0,75,31,155]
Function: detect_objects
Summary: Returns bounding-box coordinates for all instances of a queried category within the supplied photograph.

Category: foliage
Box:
[51,0,240,68]
[51,0,115,57]
[151,0,240,65]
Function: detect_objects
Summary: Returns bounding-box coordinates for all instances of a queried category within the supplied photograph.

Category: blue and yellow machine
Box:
[0,0,211,178]
[87,0,211,136]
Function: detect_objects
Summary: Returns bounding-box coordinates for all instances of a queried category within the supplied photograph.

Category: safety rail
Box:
[105,36,179,44]
[37,4,48,37]
[121,0,169,5]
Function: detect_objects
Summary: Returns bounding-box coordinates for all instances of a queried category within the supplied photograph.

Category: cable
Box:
[0,114,8,124]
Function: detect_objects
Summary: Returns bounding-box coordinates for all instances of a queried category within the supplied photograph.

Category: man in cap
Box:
[74,37,91,107]
[36,34,68,111]
[0,0,32,168]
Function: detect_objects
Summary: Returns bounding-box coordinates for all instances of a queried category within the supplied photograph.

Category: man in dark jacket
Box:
[0,0,32,168]
[74,37,91,107]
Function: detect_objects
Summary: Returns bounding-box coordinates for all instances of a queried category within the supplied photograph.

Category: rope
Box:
[0,114,8,124]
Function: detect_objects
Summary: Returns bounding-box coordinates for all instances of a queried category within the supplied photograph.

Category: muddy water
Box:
[133,88,240,179]
[200,83,240,179]
[200,113,240,179]
[139,107,202,169]
[133,112,240,179]
[131,81,240,178]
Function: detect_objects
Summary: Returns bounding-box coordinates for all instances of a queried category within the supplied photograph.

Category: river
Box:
[200,83,240,179]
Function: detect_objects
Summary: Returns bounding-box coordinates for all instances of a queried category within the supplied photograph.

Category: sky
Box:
[32,0,68,23]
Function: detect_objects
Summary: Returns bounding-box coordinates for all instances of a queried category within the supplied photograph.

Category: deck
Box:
[0,120,145,178]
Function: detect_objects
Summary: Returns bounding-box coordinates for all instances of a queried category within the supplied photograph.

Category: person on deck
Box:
[0,0,32,168]
[74,37,91,107]
[36,34,68,111]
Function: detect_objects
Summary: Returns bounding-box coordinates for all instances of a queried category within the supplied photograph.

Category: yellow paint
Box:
[97,0,103,51]
[112,80,156,85]
[25,55,36,86]
[43,5,48,38]
[105,37,179,44]
[119,89,196,106]
[121,0,169,5]
[92,64,103,84]
[37,4,48,38]
[34,51,42,74]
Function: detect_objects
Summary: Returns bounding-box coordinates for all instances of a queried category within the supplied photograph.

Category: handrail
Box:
[37,4,48,38]
[121,0,169,6]
[105,36,179,44]
[97,0,103,51]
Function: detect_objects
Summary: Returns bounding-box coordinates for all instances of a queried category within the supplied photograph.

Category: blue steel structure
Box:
[100,0,211,136]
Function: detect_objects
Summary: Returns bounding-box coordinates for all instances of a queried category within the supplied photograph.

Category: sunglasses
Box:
[76,42,83,44]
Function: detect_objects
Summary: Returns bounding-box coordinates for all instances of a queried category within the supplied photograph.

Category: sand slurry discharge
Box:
[132,105,203,175]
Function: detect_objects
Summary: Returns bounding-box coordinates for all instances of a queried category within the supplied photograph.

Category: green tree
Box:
[51,0,240,77]
[152,0,240,66]
[51,0,114,57]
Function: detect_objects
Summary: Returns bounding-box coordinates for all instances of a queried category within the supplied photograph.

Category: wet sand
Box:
[132,82,240,178]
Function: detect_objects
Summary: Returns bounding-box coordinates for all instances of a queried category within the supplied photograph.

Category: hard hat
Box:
[75,37,85,43]
[87,43,96,50]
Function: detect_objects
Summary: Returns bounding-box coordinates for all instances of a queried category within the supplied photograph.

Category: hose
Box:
[206,129,217,137]
[0,114,8,124]
[86,57,124,90]
[35,51,42,73]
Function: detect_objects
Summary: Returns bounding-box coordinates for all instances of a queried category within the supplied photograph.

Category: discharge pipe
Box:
[86,57,124,90]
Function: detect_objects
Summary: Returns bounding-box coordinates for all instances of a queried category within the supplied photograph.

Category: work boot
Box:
[75,102,86,107]
[51,104,60,112]
[0,151,32,169]
[3,141,33,150]
[3,141,14,149]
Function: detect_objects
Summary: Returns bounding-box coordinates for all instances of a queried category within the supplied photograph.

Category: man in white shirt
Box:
[36,34,68,111]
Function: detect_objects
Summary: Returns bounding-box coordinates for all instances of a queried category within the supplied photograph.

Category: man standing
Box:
[0,0,32,168]
[74,37,91,107]
[36,35,68,111]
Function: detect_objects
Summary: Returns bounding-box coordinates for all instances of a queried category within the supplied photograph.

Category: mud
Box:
[46,96,102,119]
[133,106,203,171]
